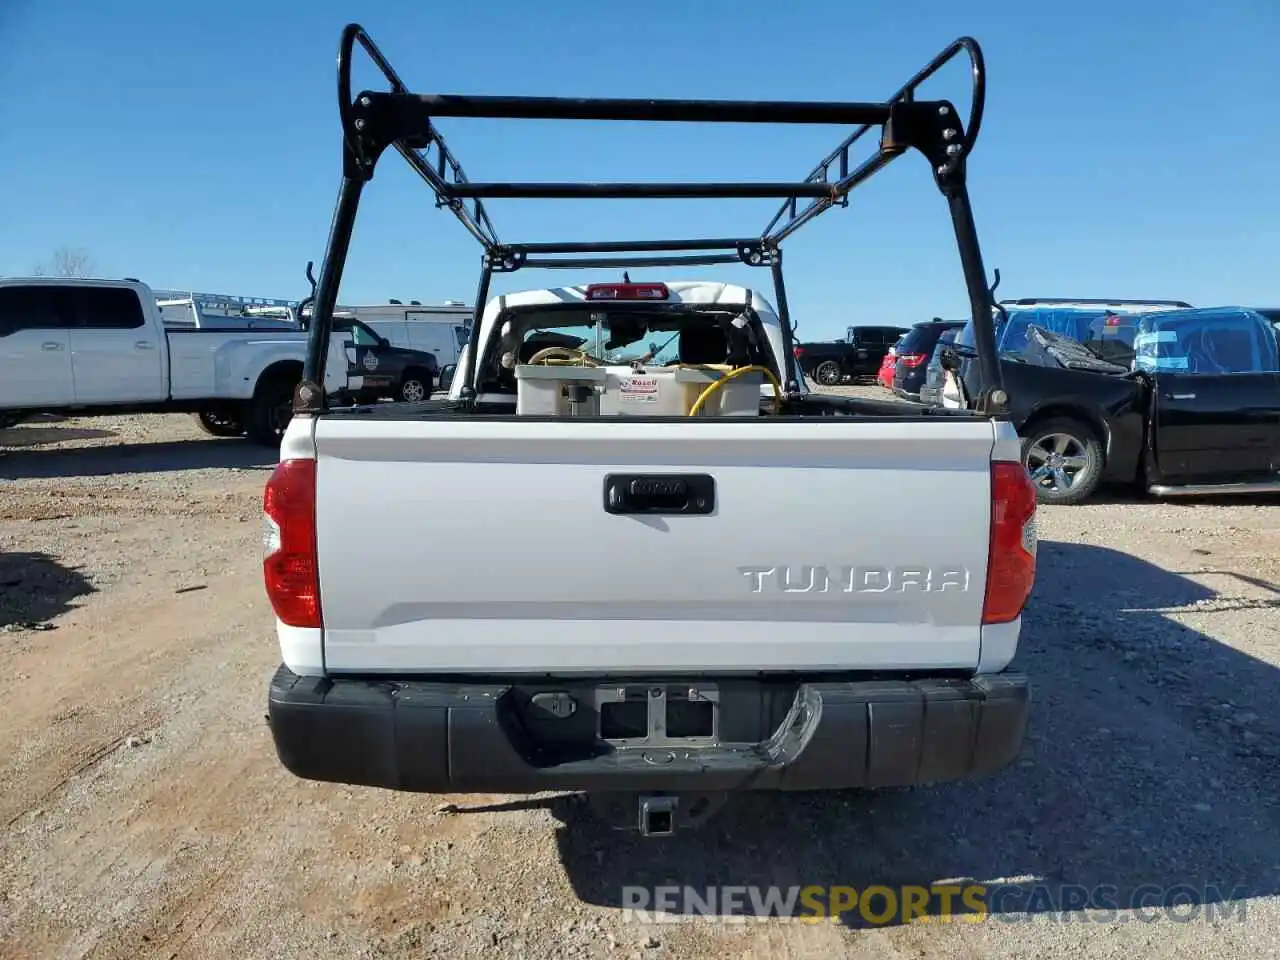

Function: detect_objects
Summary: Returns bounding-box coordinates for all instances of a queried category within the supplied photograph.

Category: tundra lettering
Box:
[738,565,972,594]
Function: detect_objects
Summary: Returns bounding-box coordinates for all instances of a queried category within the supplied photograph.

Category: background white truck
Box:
[0,277,356,444]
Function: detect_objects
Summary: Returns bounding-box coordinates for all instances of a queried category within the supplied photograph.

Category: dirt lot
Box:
[2,395,1279,960]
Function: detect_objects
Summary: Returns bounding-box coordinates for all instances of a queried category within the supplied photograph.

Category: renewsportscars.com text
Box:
[621,883,1250,925]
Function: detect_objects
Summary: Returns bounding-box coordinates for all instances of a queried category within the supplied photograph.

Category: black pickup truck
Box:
[794,324,910,385]
[945,306,1280,504]
[336,318,439,403]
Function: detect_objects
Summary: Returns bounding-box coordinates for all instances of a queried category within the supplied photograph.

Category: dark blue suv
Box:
[891,319,966,401]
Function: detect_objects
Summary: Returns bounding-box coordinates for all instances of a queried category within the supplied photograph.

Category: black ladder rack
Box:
[300,22,1006,413]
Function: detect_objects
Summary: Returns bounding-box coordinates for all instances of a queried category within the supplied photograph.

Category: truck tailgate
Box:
[312,417,996,674]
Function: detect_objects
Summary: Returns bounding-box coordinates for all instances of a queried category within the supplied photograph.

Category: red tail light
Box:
[585,282,669,301]
[982,461,1037,625]
[793,345,805,358]
[263,458,320,628]
[898,352,927,368]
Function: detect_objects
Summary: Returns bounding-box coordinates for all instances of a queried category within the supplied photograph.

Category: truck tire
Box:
[814,361,842,386]
[193,408,246,438]
[1020,417,1104,505]
[398,368,433,403]
[246,376,296,447]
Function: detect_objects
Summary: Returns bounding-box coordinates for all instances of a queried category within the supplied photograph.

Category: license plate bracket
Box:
[597,683,720,746]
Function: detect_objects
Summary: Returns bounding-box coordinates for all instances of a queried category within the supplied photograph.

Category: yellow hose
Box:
[688,365,783,417]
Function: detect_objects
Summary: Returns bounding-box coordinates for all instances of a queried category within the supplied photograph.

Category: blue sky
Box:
[1,0,1276,340]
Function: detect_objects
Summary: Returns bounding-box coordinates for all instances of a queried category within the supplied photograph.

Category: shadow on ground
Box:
[0,438,276,479]
[443,541,1278,925]
[1089,485,1280,508]
[0,552,96,629]
[0,426,118,448]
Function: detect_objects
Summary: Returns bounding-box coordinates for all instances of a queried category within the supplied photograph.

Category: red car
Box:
[876,335,906,388]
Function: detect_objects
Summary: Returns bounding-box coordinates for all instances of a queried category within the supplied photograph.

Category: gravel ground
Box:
[1,391,1278,960]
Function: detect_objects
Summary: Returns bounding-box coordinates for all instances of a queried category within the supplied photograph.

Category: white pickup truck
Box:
[263,24,1035,835]
[0,278,356,444]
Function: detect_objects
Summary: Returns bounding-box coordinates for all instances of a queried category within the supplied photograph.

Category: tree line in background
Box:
[29,246,95,278]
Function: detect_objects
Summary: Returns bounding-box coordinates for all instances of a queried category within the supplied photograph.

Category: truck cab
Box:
[1135,307,1280,496]
[943,298,1194,406]
[447,280,804,409]
[0,280,167,409]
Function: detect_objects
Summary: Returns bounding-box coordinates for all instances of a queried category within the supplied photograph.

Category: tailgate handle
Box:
[604,474,715,516]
